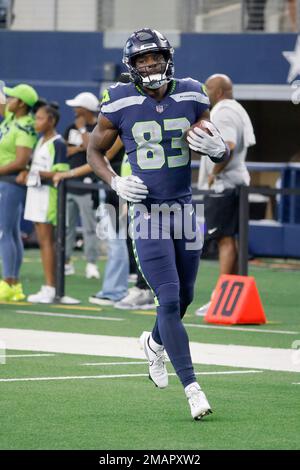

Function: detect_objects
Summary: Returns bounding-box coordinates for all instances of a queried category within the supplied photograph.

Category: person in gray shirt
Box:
[196,74,256,316]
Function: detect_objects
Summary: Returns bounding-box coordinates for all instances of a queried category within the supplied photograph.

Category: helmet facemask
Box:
[131,53,173,89]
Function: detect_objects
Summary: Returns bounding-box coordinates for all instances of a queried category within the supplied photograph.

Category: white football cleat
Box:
[139,331,168,389]
[85,263,100,279]
[27,285,56,304]
[185,382,212,420]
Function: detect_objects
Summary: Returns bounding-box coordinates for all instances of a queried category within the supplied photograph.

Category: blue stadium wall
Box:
[0,31,297,132]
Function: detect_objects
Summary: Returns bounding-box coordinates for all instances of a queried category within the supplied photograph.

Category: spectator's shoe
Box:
[85,263,100,280]
[114,287,155,310]
[195,301,211,317]
[65,263,75,276]
[88,295,114,306]
[11,283,26,301]
[128,273,138,284]
[0,280,14,301]
[195,290,216,317]
[27,285,56,304]
[139,331,168,389]
[185,382,212,420]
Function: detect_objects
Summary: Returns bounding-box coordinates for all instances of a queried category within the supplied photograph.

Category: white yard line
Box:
[0,354,55,358]
[16,310,123,322]
[292,383,300,385]
[0,328,299,373]
[184,323,299,335]
[0,370,263,383]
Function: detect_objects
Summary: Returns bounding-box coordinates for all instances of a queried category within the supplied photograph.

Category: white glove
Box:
[111,175,149,203]
[187,121,226,160]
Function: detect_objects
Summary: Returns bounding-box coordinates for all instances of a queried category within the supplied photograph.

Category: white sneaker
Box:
[128,273,138,283]
[195,301,211,317]
[65,263,75,276]
[139,331,168,389]
[27,285,56,304]
[88,295,114,306]
[185,382,212,420]
[85,263,100,279]
[115,287,155,310]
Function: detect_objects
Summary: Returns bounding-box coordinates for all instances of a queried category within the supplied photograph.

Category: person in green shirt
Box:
[0,83,38,301]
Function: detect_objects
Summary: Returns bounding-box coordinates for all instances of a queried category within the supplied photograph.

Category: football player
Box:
[87,28,229,420]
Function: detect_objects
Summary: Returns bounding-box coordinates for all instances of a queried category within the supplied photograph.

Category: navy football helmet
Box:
[122,28,174,89]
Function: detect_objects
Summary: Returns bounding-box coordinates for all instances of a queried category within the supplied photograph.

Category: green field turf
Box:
[0,250,299,450]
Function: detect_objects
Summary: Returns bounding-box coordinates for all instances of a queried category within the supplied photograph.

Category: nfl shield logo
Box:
[156,104,165,113]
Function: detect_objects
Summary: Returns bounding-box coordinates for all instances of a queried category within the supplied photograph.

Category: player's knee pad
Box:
[156,282,180,306]
[157,301,181,321]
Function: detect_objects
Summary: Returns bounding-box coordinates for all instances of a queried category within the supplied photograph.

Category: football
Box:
[185,120,213,155]
[188,120,213,137]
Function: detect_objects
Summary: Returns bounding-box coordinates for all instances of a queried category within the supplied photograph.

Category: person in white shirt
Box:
[18,103,69,303]
[196,74,256,316]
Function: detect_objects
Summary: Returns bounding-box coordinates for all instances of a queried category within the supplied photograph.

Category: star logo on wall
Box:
[283,36,300,83]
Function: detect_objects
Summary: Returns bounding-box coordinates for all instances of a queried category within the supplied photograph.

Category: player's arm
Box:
[105,136,124,161]
[187,109,230,163]
[87,114,118,185]
[87,115,148,202]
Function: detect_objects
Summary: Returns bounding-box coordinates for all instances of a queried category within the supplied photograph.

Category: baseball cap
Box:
[3,84,39,107]
[65,92,100,112]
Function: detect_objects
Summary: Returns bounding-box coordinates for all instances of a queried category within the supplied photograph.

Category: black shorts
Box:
[204,188,239,240]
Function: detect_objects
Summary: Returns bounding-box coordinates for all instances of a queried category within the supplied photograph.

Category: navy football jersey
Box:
[101,78,210,201]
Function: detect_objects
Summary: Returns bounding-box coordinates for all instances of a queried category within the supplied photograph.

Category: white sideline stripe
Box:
[184,323,299,335]
[0,328,299,373]
[81,361,149,366]
[0,370,263,383]
[0,354,55,358]
[292,382,300,385]
[15,310,123,322]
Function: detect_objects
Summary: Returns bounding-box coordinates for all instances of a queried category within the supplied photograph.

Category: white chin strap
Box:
[142,73,168,90]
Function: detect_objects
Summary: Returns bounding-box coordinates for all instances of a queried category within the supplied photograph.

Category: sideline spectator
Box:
[55,136,130,306]
[88,137,130,305]
[18,103,69,303]
[196,74,255,316]
[64,92,100,279]
[0,83,38,301]
[115,153,155,310]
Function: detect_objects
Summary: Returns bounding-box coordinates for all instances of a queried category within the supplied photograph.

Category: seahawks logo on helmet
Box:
[122,28,174,90]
